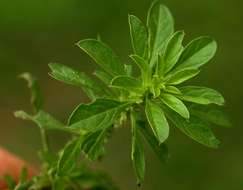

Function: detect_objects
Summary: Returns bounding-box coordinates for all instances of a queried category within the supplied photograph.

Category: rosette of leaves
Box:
[48,0,229,185]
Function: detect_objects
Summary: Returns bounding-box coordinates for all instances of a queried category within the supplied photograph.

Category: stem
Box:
[40,128,49,153]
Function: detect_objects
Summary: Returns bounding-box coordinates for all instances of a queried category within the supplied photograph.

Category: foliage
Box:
[8,1,230,189]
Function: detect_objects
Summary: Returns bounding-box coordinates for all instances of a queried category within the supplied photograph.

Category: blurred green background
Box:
[0,0,242,189]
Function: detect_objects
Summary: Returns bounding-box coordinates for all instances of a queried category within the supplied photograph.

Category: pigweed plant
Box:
[6,1,231,189]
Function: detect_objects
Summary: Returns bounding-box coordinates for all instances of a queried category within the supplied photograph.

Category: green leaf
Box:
[68,99,130,132]
[145,99,169,144]
[130,111,145,184]
[178,86,225,105]
[124,64,133,76]
[129,15,148,58]
[189,104,231,127]
[81,128,110,160]
[160,93,189,119]
[77,39,125,76]
[57,138,83,175]
[163,31,184,74]
[164,106,220,148]
[94,69,113,85]
[110,75,144,93]
[164,86,181,95]
[138,120,168,163]
[164,69,200,85]
[147,1,174,66]
[14,110,68,131]
[174,36,217,71]
[130,55,150,86]
[49,63,105,100]
[19,73,43,113]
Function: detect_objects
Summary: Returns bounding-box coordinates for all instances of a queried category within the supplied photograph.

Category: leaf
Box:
[178,86,225,105]
[147,1,174,66]
[110,75,144,93]
[19,73,43,112]
[189,104,231,127]
[164,86,181,95]
[124,64,133,76]
[164,69,200,85]
[68,99,130,132]
[57,138,83,175]
[4,175,16,190]
[49,63,105,100]
[81,128,110,160]
[14,110,70,132]
[174,36,217,71]
[163,31,184,74]
[130,111,145,184]
[130,55,150,85]
[138,120,168,163]
[128,15,148,58]
[160,93,189,119]
[94,69,113,85]
[77,39,126,76]
[164,106,220,148]
[145,99,169,144]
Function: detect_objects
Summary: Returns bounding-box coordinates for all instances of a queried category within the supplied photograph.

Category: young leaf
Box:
[129,15,148,58]
[147,1,174,66]
[164,86,181,95]
[145,99,169,144]
[49,63,105,99]
[163,31,184,74]
[164,106,220,148]
[160,93,189,119]
[77,39,126,76]
[164,69,200,85]
[138,120,168,163]
[68,99,130,132]
[130,111,145,184]
[173,36,217,72]
[19,73,43,112]
[14,110,69,132]
[189,104,231,127]
[130,55,150,86]
[110,76,144,93]
[178,86,225,105]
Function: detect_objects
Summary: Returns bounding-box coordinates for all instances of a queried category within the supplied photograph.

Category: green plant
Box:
[7,1,230,189]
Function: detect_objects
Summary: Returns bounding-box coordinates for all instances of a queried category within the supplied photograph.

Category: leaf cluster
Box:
[12,0,231,188]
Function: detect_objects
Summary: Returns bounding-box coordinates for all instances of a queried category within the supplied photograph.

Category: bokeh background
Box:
[0,0,242,189]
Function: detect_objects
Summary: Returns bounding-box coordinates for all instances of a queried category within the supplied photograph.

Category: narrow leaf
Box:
[77,39,125,76]
[68,99,130,132]
[19,73,43,112]
[174,36,217,71]
[189,104,231,127]
[161,93,189,119]
[14,110,70,132]
[147,2,174,66]
[138,120,168,163]
[130,111,145,184]
[145,99,169,144]
[164,69,200,85]
[129,15,148,58]
[164,86,181,95]
[163,31,184,74]
[49,63,105,99]
[164,106,220,148]
[110,75,144,93]
[178,86,225,105]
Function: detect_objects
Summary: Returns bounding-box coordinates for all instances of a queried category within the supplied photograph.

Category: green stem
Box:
[40,128,49,153]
